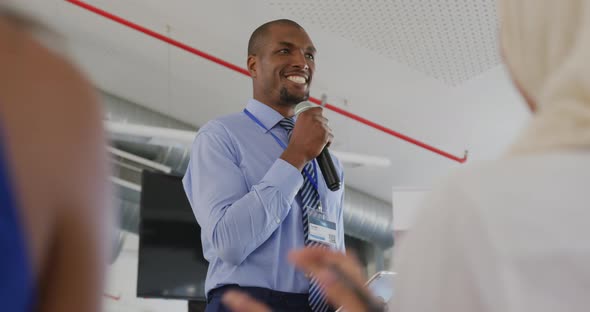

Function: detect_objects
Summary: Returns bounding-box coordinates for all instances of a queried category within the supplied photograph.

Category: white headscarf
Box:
[499,0,590,154]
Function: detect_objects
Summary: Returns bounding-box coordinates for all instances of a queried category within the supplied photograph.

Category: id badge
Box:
[307,207,337,247]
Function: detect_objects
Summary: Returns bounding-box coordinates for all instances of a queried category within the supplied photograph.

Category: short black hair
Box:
[247,19,303,55]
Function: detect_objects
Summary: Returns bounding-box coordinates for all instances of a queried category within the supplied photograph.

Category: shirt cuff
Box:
[263,158,304,203]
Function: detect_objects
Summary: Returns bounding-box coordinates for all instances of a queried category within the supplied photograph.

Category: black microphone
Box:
[295,102,342,191]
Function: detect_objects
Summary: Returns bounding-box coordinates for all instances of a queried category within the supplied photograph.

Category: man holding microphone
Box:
[183,19,345,312]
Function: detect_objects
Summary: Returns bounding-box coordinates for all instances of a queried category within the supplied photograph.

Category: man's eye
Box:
[279,49,289,54]
[306,54,315,60]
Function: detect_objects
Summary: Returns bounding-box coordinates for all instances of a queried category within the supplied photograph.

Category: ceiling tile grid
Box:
[267,0,500,86]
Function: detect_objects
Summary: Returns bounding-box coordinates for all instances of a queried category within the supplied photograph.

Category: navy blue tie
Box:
[279,118,331,312]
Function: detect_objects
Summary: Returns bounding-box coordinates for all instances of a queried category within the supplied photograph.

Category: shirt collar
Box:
[246,99,289,132]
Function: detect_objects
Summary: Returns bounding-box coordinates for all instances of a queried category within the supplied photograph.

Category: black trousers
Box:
[206,285,323,312]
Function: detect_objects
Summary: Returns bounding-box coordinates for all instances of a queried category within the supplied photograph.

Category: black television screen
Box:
[137,170,208,301]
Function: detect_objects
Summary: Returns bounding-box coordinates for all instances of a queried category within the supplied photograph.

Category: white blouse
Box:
[391,151,590,312]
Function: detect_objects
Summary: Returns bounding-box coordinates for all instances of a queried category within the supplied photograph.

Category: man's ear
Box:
[247,55,257,78]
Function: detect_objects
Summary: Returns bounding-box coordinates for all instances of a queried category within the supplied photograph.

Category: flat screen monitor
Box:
[137,170,207,301]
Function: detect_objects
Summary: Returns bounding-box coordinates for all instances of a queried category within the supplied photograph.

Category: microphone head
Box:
[294,101,317,115]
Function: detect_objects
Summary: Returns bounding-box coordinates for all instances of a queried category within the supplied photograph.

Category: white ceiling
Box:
[11,0,529,202]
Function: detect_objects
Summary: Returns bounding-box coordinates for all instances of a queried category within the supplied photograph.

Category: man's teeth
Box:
[287,76,306,84]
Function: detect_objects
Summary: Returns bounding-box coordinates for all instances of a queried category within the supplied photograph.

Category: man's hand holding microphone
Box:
[280,106,333,171]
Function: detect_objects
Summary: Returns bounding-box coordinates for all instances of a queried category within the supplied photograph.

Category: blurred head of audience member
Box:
[500,0,590,153]
[0,6,110,312]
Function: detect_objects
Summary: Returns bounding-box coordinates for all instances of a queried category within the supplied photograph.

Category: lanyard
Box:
[243,108,320,192]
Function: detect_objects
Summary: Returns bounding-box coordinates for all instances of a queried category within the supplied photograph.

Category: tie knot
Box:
[279,117,295,133]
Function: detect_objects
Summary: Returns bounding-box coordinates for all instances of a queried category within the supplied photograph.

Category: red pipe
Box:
[65,0,467,163]
[309,98,467,163]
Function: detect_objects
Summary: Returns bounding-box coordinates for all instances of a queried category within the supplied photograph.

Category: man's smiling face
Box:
[249,23,316,108]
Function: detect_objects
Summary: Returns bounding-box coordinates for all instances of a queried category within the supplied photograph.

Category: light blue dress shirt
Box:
[183,99,345,296]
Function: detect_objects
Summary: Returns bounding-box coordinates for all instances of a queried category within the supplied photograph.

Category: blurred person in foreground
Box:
[0,8,110,312]
[223,0,590,311]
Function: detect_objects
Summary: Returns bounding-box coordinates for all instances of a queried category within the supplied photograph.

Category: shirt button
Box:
[276,218,281,224]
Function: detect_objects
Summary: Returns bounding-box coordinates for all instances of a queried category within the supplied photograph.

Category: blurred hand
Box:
[289,247,375,312]
[281,107,332,170]
[222,247,381,312]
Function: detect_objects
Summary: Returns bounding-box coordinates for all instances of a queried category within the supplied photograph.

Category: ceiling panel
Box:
[268,0,500,86]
